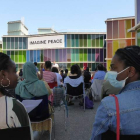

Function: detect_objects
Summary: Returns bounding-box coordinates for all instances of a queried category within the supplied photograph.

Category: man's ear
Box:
[128,67,136,78]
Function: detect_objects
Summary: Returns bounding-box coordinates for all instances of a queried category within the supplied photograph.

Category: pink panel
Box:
[95,49,100,62]
[52,49,55,61]
[44,50,48,61]
[113,21,118,39]
[59,49,63,62]
[48,49,51,61]
[107,21,112,39]
[63,49,67,62]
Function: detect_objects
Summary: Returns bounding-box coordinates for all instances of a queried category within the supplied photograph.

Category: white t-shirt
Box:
[52,63,59,69]
[55,73,62,86]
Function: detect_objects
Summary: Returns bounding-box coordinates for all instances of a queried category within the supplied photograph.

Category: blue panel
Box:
[7,51,10,56]
[65,35,67,47]
[37,50,40,62]
[33,50,37,62]
[30,51,33,62]
[88,49,91,62]
[92,49,95,61]
[26,51,30,62]
[19,38,22,49]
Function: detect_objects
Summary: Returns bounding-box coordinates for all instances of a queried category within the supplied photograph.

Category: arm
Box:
[90,102,110,140]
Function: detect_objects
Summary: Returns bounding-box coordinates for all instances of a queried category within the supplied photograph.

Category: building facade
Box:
[105,17,136,70]
[2,33,106,71]
[8,20,28,35]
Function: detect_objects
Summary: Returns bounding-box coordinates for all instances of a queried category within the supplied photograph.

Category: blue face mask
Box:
[105,67,129,89]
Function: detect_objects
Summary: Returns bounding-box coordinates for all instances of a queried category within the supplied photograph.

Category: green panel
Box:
[67,63,71,71]
[67,35,71,47]
[3,38,6,49]
[75,35,79,47]
[71,35,74,47]
[92,35,96,47]
[71,49,75,62]
[79,49,83,61]
[11,37,14,49]
[84,34,87,47]
[88,63,91,71]
[92,63,96,71]
[100,35,103,47]
[96,35,100,47]
[79,35,83,47]
[88,35,91,47]
[19,51,22,62]
[41,50,43,62]
[75,49,79,62]
[3,51,7,54]
[23,51,26,62]
[15,38,18,49]
[80,63,83,69]
[15,51,18,62]
[11,51,14,61]
[84,49,87,61]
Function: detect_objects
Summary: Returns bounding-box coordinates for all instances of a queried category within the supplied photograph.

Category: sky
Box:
[0,0,135,39]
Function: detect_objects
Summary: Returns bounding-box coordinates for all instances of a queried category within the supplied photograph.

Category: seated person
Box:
[64,64,84,105]
[52,67,62,86]
[39,61,57,88]
[91,64,106,83]
[84,67,91,88]
[15,62,52,121]
[0,53,33,139]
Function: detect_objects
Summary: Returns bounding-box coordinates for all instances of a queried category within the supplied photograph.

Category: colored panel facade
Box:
[106,18,135,70]
[3,33,106,71]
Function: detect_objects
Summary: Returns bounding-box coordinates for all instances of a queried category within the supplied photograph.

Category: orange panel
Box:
[119,40,126,48]
[126,39,131,46]
[132,39,135,45]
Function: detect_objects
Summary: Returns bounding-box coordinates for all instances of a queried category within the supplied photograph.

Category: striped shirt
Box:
[43,71,57,83]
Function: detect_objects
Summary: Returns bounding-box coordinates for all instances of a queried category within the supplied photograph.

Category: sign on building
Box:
[28,35,64,49]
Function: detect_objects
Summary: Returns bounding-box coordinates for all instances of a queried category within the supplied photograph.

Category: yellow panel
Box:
[107,60,111,71]
[119,40,126,48]
[113,40,119,55]
[125,20,132,38]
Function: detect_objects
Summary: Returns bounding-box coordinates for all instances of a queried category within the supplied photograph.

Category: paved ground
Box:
[34,100,101,140]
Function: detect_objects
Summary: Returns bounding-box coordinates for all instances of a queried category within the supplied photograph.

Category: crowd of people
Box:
[0,45,140,140]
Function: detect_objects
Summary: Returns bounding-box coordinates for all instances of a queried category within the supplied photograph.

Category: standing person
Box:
[52,67,62,86]
[84,67,91,88]
[0,53,33,139]
[34,62,38,72]
[52,61,59,70]
[91,46,140,140]
[39,61,57,88]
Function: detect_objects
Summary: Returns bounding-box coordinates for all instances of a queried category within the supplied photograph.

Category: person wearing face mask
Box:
[91,46,140,140]
[101,73,122,99]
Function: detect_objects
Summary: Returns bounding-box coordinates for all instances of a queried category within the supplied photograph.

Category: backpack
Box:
[85,96,94,109]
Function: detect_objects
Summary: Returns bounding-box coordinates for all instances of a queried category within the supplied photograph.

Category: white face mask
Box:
[105,67,129,89]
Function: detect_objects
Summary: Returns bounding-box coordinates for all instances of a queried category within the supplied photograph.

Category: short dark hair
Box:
[86,67,89,72]
[97,64,104,71]
[34,62,37,66]
[52,67,58,73]
[71,65,79,74]
[65,69,68,73]
[45,61,51,69]
[61,70,64,73]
